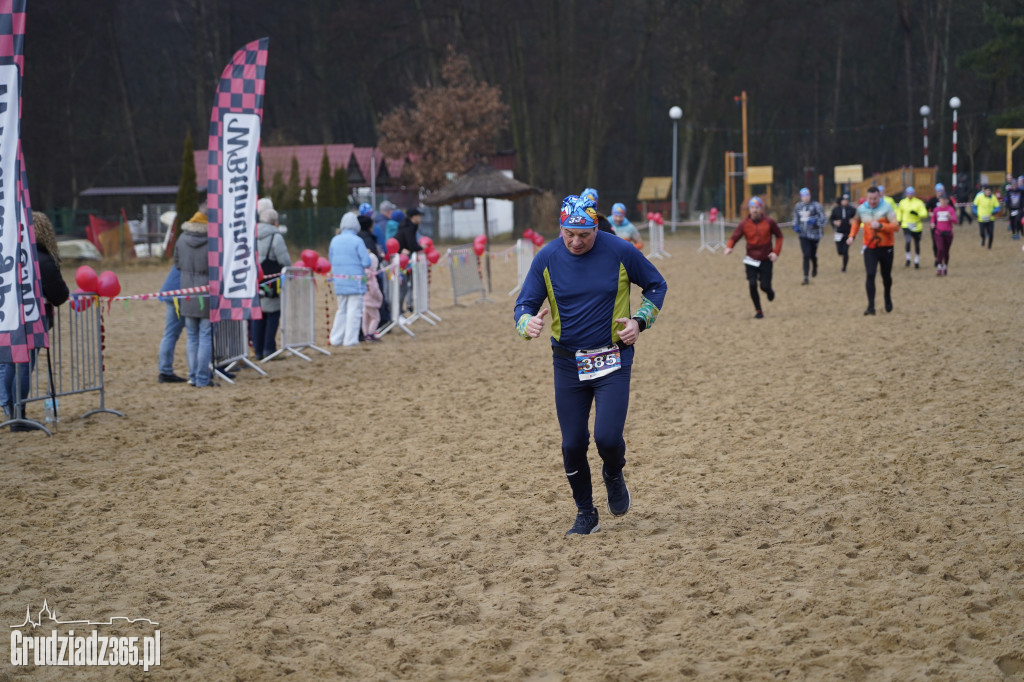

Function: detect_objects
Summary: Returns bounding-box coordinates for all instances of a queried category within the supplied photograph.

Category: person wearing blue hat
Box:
[792,188,826,284]
[514,194,667,536]
[973,185,1001,248]
[609,203,641,245]
[725,196,783,318]
[897,186,928,268]
[581,187,599,206]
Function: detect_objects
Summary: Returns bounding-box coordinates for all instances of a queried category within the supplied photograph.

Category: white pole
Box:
[669,106,682,233]
[950,97,961,188]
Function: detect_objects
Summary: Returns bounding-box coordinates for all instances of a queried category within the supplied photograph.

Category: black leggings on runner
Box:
[834,235,850,271]
[863,246,894,311]
[744,261,773,312]
[903,228,922,258]
[799,236,819,278]
[979,220,994,248]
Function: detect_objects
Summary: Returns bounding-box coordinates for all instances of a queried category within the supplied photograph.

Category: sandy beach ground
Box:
[2,225,1023,680]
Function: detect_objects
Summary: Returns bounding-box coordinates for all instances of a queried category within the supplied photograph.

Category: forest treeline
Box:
[22,0,1024,214]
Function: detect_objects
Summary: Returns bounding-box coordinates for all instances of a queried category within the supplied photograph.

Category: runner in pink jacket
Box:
[931,195,957,276]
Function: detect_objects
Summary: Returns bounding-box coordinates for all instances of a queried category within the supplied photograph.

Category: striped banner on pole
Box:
[206,37,269,323]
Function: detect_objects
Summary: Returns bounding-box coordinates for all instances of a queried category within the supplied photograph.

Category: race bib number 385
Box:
[575,345,621,381]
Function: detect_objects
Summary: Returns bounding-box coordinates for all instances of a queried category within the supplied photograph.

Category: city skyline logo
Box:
[10,599,159,629]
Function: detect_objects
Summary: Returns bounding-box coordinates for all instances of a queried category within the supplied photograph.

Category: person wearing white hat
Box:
[328,213,371,346]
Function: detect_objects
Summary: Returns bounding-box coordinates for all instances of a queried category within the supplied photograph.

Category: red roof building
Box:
[193,144,408,189]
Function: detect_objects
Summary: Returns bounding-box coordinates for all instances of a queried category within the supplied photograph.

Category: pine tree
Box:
[174,130,199,239]
[281,155,301,208]
[270,170,286,207]
[333,165,349,209]
[317,148,334,207]
[302,175,315,209]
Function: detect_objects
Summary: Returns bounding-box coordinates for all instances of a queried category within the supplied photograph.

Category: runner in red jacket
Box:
[724,197,783,319]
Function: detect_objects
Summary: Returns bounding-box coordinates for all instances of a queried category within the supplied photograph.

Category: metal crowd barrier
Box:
[446,244,491,305]
[377,256,414,338]
[404,252,441,327]
[697,213,725,253]
[263,265,329,362]
[1,293,123,436]
[647,220,672,259]
[212,319,265,383]
[507,239,535,296]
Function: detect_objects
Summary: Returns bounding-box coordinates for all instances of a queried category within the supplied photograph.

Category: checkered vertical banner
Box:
[207,37,269,323]
[0,0,45,364]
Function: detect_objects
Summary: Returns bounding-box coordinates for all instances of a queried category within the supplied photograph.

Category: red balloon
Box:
[70,290,94,312]
[315,256,331,274]
[301,249,319,268]
[522,228,535,240]
[425,248,440,264]
[399,253,410,269]
[386,238,400,256]
[646,212,654,221]
[709,207,719,220]
[419,236,434,249]
[473,242,486,256]
[96,270,121,298]
[474,234,488,246]
[531,233,544,247]
[75,265,99,293]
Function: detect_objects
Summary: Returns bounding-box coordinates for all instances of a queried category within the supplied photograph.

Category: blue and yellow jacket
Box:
[513,230,667,366]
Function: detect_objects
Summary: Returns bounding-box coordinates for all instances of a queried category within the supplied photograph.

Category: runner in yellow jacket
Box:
[896,187,929,268]
[973,186,1001,249]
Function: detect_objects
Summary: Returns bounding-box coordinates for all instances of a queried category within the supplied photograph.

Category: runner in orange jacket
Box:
[847,186,900,315]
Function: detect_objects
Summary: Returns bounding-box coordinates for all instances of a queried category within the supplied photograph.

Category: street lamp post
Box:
[949,97,961,188]
[919,105,931,168]
[669,106,682,232]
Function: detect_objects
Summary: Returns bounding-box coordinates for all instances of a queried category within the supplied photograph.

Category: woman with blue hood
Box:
[328,212,371,346]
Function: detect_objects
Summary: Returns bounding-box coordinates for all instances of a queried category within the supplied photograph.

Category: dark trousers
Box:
[744,261,774,312]
[935,231,954,266]
[1010,211,1022,236]
[251,310,281,359]
[552,355,631,513]
[902,228,922,258]
[863,247,894,310]
[979,220,994,248]
[834,235,850,271]
[799,236,819,278]
[958,204,973,225]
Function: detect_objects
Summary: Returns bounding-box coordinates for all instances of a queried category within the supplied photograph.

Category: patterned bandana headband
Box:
[749,196,764,209]
[560,194,599,229]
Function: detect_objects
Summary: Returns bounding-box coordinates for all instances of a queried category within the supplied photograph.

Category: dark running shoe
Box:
[754,311,764,319]
[566,510,600,536]
[602,465,631,517]
[158,373,187,383]
[864,307,876,316]
[884,301,893,313]
[766,289,775,301]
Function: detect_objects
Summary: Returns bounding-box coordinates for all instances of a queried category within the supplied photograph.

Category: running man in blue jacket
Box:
[514,194,667,536]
